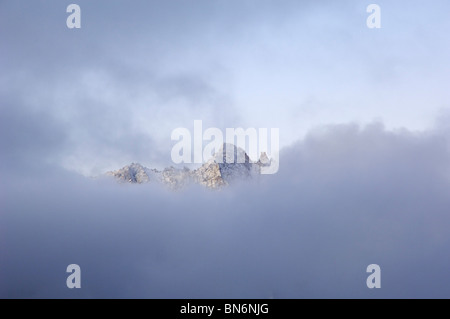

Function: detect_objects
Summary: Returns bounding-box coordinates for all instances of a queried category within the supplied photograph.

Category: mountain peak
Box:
[213,143,250,164]
[106,144,266,189]
[106,162,151,184]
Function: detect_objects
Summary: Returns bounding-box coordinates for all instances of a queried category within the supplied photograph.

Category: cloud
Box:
[1,0,450,299]
[2,0,450,175]
[0,93,67,172]
[1,122,449,298]
[1,0,245,175]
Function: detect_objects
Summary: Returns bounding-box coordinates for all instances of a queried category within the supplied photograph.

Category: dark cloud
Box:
[0,94,67,171]
[0,0,248,174]
[1,123,449,298]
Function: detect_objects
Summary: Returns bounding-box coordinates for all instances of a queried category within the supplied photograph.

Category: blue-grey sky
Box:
[1,0,450,174]
[1,1,450,299]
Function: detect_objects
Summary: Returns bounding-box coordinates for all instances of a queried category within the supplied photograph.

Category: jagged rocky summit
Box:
[106,144,271,189]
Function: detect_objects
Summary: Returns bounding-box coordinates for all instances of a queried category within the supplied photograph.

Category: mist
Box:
[2,0,450,299]
[1,122,449,298]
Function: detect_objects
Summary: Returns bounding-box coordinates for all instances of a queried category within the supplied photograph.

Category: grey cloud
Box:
[1,0,250,175]
[1,122,450,298]
[0,94,67,171]
[3,0,450,175]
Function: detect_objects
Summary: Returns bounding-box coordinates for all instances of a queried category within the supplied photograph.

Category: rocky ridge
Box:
[106,144,271,189]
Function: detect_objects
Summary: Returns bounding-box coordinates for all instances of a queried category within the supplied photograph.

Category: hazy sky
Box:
[1,0,450,175]
[1,1,450,299]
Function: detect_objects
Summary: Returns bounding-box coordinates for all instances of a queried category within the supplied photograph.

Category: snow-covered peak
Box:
[213,143,251,164]
[107,144,269,189]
